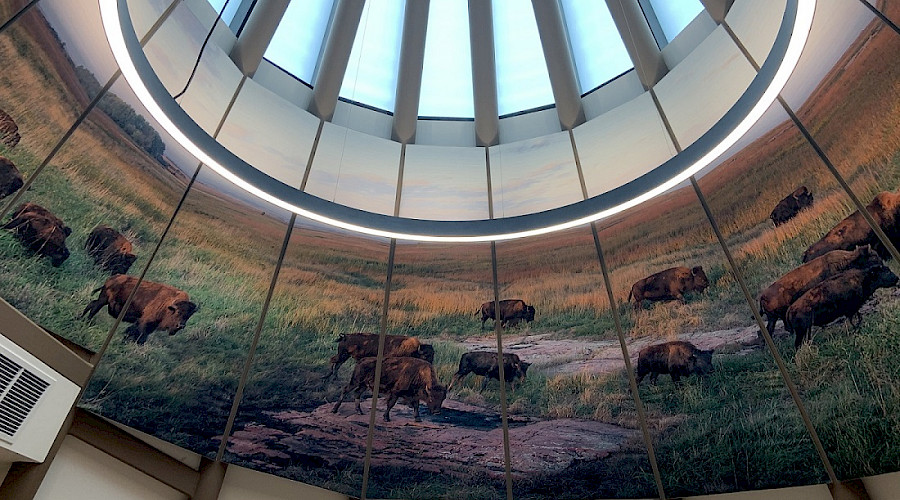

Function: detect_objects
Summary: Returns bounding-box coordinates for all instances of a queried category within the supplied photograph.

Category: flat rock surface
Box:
[224,398,637,478]
[464,325,775,376]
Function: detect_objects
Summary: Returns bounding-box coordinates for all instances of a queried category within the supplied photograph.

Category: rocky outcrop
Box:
[221,399,637,478]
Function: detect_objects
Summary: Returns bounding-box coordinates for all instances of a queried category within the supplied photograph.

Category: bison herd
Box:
[328,332,531,422]
[760,189,900,349]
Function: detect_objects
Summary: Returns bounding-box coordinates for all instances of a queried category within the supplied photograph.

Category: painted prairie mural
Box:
[0,0,898,499]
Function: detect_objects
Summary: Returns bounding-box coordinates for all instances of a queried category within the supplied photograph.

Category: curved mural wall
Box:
[0,0,898,499]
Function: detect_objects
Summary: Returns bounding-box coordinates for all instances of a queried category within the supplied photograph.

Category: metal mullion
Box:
[0,0,40,35]
[359,238,396,500]
[569,128,667,499]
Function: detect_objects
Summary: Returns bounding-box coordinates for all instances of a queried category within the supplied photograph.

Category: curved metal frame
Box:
[101,0,812,242]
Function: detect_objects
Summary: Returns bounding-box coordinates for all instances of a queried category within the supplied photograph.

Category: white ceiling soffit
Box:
[100,0,814,242]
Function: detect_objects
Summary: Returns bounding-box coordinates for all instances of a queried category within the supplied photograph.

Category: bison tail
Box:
[626,289,633,303]
[90,285,104,295]
[334,333,346,343]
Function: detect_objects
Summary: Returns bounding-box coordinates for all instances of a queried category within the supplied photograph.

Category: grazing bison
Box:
[629,266,709,309]
[0,155,23,199]
[785,265,898,349]
[802,190,900,262]
[636,341,713,385]
[478,299,536,329]
[332,357,446,422]
[2,202,71,266]
[759,245,882,334]
[324,332,434,381]
[0,108,20,148]
[81,274,197,344]
[447,351,530,392]
[770,186,813,226]
[85,225,137,274]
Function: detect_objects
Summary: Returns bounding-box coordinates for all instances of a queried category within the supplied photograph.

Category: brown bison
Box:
[785,265,898,349]
[447,351,531,392]
[802,190,900,262]
[628,266,709,309]
[0,108,20,148]
[478,299,536,329]
[636,341,713,385]
[2,202,71,266]
[770,186,813,226]
[0,155,23,199]
[331,356,447,422]
[81,274,198,344]
[85,225,137,274]
[759,245,882,334]
[324,332,434,381]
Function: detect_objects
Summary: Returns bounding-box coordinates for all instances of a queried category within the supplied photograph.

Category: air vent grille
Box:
[0,352,49,438]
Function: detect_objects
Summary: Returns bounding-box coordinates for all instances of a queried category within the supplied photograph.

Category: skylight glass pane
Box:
[561,0,633,93]
[492,0,554,116]
[339,0,406,112]
[418,0,474,118]
[263,0,334,84]
[206,0,241,26]
[648,0,704,43]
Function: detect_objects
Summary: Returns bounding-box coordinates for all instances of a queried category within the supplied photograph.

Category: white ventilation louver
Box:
[0,352,50,438]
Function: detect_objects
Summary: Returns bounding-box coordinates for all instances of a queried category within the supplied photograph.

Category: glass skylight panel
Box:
[263,0,334,84]
[206,0,241,26]
[648,0,704,43]
[561,0,633,93]
[492,0,555,116]
[418,0,474,118]
[339,0,406,112]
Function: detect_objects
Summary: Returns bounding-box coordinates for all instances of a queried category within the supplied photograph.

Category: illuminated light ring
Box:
[101,0,813,243]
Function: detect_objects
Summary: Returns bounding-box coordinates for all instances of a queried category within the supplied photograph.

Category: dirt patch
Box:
[464,325,779,376]
[222,398,637,479]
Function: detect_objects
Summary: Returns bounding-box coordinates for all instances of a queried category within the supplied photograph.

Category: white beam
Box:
[391,0,429,144]
[229,0,291,77]
[468,0,500,147]
[308,0,365,121]
[605,0,668,89]
[531,0,585,129]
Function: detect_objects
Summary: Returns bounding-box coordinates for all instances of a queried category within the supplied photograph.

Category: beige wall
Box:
[33,437,187,500]
[18,429,900,499]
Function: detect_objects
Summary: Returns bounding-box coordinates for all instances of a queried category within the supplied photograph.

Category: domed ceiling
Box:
[98,0,810,241]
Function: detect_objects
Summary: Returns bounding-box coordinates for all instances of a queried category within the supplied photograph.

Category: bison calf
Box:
[629,266,709,310]
[82,274,197,344]
[332,357,446,422]
[786,265,898,349]
[770,186,813,226]
[2,202,71,266]
[447,351,530,392]
[759,245,882,334]
[478,299,535,329]
[636,341,713,385]
[86,225,137,274]
[325,332,434,381]
[0,155,23,200]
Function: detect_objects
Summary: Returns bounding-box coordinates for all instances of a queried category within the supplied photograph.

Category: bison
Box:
[802,190,900,262]
[447,351,530,392]
[324,332,434,381]
[785,265,898,349]
[0,155,23,199]
[636,341,713,385]
[759,245,882,334]
[85,225,137,274]
[770,186,813,226]
[81,274,198,344]
[331,356,446,422]
[0,108,20,148]
[478,299,536,329]
[629,266,709,309]
[2,202,71,266]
